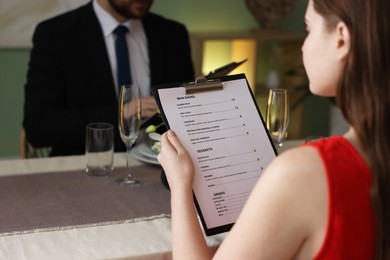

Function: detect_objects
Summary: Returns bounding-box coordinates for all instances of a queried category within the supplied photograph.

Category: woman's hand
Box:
[157,130,195,192]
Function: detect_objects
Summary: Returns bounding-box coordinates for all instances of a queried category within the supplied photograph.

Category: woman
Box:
[157,0,390,258]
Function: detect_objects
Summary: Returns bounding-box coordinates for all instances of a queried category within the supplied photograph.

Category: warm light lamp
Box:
[201,38,257,93]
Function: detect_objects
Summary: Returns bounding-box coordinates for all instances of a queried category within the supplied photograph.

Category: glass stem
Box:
[126,145,132,178]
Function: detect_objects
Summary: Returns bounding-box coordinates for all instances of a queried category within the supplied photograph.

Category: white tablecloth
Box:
[0,153,225,260]
[0,140,303,259]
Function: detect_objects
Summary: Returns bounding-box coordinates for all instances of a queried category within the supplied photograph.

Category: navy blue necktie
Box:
[113,25,132,90]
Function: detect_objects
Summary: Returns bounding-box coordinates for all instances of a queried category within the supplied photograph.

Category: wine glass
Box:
[117,84,142,186]
[266,88,290,148]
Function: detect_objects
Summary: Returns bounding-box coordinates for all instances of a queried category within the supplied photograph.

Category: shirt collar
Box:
[93,0,140,37]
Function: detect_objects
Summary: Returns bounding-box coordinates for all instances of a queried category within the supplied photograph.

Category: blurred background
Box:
[0,0,347,158]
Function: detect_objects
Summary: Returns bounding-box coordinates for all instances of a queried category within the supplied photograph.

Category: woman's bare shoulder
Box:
[258,145,327,210]
[258,145,328,208]
[267,145,325,177]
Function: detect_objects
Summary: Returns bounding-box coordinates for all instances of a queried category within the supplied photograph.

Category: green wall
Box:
[152,0,306,33]
[0,49,29,158]
[0,0,308,159]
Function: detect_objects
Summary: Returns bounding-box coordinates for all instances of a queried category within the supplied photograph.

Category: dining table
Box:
[0,139,303,259]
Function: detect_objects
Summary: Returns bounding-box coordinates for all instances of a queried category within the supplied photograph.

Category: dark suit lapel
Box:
[142,14,162,86]
[79,2,116,101]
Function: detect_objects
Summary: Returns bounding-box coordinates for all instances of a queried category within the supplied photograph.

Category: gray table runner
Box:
[0,166,170,236]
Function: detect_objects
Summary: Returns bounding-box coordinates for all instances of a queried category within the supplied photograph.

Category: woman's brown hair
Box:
[312,0,390,258]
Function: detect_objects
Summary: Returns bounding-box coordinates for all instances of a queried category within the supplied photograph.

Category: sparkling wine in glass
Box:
[117,84,142,186]
[266,88,290,148]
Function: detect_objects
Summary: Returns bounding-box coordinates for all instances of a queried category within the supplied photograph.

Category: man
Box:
[23,0,194,156]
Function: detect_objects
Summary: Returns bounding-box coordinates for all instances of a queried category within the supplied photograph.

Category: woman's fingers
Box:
[166,130,186,155]
[159,131,178,155]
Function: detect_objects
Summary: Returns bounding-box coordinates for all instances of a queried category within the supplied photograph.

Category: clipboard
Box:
[142,60,247,130]
[205,59,247,79]
[152,74,277,236]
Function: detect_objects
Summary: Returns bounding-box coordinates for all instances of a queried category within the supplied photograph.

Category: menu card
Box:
[153,74,276,236]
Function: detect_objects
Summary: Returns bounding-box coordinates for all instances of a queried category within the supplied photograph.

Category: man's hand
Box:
[141,96,158,118]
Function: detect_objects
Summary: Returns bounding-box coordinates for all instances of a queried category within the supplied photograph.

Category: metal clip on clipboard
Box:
[182,76,223,94]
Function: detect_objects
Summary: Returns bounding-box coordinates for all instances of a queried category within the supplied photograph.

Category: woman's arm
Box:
[158,130,212,259]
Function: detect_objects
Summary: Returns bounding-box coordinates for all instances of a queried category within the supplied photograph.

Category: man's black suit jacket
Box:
[23,2,194,156]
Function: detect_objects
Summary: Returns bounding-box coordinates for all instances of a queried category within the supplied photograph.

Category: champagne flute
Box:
[117,84,142,186]
[266,88,290,148]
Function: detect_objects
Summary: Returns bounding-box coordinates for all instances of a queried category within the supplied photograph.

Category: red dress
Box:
[303,136,375,259]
